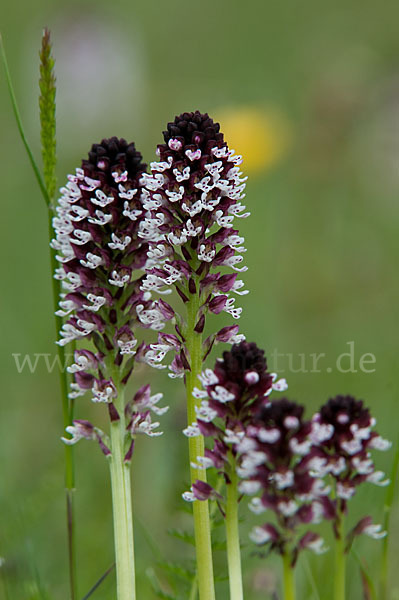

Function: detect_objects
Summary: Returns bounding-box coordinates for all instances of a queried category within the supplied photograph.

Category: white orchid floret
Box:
[248,497,267,515]
[82,293,107,312]
[307,537,328,555]
[182,487,196,502]
[352,456,374,475]
[195,401,217,423]
[310,419,334,443]
[61,421,98,445]
[223,429,245,445]
[258,428,281,444]
[238,480,261,495]
[92,380,117,404]
[68,383,87,399]
[249,526,271,545]
[210,385,235,403]
[277,499,298,517]
[368,436,392,451]
[363,523,387,539]
[366,471,390,486]
[198,369,219,386]
[131,413,163,437]
[190,456,214,470]
[183,423,201,438]
[289,437,312,455]
[336,482,356,500]
[272,470,295,490]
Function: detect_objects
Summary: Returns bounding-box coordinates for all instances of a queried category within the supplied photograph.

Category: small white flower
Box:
[183,423,201,438]
[210,386,235,403]
[366,471,390,486]
[198,369,219,386]
[238,480,261,495]
[249,526,271,545]
[258,428,281,443]
[363,523,387,539]
[369,436,391,451]
[248,497,266,514]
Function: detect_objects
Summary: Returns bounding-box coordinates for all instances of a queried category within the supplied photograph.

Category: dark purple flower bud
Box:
[215,325,240,343]
[188,278,197,294]
[217,273,238,293]
[108,402,120,422]
[194,314,206,333]
[158,298,175,320]
[208,295,228,314]
[192,481,222,501]
[169,354,186,379]
[74,370,95,389]
[197,419,223,438]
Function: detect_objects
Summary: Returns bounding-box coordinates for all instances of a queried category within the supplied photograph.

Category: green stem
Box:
[381,439,399,600]
[334,509,346,600]
[108,387,136,600]
[185,294,215,600]
[225,463,243,600]
[282,553,296,600]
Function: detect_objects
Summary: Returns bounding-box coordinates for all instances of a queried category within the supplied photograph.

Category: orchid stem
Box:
[334,508,346,600]
[108,384,136,600]
[185,292,215,600]
[225,459,243,600]
[282,553,296,600]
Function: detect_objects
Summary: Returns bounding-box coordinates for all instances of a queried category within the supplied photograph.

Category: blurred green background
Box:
[1,0,398,598]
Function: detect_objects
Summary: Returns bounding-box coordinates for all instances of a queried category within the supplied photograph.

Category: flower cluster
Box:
[52,138,169,452]
[312,395,391,501]
[182,342,287,498]
[309,395,390,544]
[243,395,390,558]
[239,399,330,559]
[139,111,250,376]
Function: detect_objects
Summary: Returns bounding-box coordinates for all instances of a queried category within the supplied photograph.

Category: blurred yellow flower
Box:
[214,106,291,175]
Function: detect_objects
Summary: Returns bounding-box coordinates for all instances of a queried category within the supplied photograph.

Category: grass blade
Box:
[0,32,49,206]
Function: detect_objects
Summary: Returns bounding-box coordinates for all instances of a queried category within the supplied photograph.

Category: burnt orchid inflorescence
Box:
[312,395,390,545]
[139,111,249,376]
[182,341,288,497]
[240,399,330,559]
[52,137,169,444]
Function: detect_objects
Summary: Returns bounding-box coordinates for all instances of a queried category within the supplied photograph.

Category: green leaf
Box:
[168,528,196,546]
[0,33,49,205]
[157,561,195,584]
